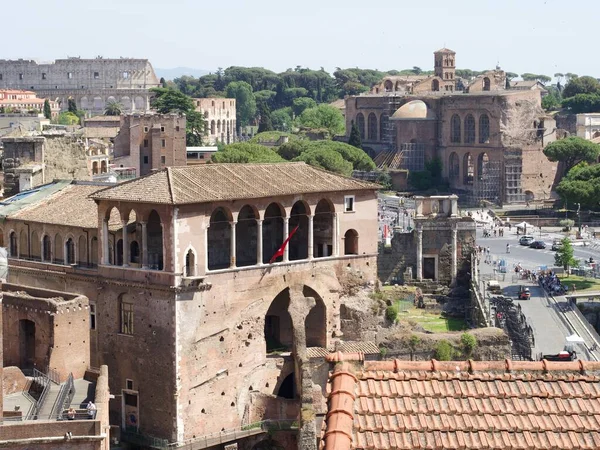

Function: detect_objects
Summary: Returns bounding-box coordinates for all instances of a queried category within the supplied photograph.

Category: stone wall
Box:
[2,137,44,197]
[44,135,91,183]
[2,366,27,396]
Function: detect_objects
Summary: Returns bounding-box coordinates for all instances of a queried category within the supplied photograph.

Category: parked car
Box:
[551,239,563,251]
[519,236,535,246]
[518,285,531,300]
[529,240,546,249]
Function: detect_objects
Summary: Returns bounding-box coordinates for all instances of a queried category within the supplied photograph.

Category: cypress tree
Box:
[257,99,273,133]
[159,77,168,88]
[348,122,363,149]
[67,98,77,114]
[43,99,52,119]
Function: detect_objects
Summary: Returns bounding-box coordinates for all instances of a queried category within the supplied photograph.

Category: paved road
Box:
[476,227,600,359]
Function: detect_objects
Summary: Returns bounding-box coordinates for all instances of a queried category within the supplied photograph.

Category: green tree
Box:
[159,77,168,88]
[278,140,375,172]
[57,111,80,125]
[542,93,562,111]
[150,87,206,145]
[226,81,257,128]
[460,333,477,357]
[43,99,51,119]
[104,100,123,116]
[561,93,600,113]
[562,76,600,98]
[425,156,443,180]
[271,107,293,132]
[435,340,454,361]
[67,98,77,114]
[348,122,363,149]
[292,97,317,117]
[297,104,345,137]
[554,237,578,271]
[556,163,600,209]
[293,148,353,176]
[543,137,600,174]
[257,99,273,133]
[278,140,310,160]
[211,142,285,163]
[505,72,519,80]
[409,170,433,190]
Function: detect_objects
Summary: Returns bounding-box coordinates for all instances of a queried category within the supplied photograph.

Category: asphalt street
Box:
[476,227,600,359]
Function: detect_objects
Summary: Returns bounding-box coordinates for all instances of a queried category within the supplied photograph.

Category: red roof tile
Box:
[320,357,600,450]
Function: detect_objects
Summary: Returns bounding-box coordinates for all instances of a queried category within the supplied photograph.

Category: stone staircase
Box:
[37,381,63,419]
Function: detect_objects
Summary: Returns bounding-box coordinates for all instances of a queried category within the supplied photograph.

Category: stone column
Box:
[204,225,210,271]
[257,219,263,265]
[308,215,314,260]
[451,226,458,282]
[283,217,290,262]
[416,226,423,280]
[122,220,129,267]
[332,212,339,256]
[102,219,109,265]
[230,221,237,268]
[140,221,148,269]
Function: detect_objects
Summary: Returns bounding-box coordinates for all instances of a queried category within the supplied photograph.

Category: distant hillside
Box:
[154,67,211,80]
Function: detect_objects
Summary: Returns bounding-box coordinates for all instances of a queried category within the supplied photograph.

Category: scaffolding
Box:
[470,160,502,205]
[504,149,525,204]
[399,143,425,172]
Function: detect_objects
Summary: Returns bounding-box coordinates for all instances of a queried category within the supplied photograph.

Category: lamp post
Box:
[577,203,581,234]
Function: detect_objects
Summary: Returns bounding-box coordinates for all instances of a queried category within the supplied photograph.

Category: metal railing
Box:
[47,368,61,385]
[53,373,75,420]
[31,369,51,420]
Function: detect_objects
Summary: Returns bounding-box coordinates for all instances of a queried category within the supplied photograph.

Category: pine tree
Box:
[67,98,77,114]
[348,122,363,149]
[43,99,51,119]
[257,99,273,133]
[159,77,168,88]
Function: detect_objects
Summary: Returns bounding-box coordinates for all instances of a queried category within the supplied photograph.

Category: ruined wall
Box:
[378,232,417,284]
[43,135,91,182]
[2,137,44,197]
[0,420,104,449]
[2,366,27,396]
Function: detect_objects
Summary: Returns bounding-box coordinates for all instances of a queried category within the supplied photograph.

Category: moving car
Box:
[551,239,563,251]
[529,240,546,249]
[519,236,535,246]
[518,285,531,300]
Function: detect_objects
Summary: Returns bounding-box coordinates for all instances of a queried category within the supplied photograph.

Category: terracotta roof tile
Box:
[321,357,600,450]
[91,162,379,205]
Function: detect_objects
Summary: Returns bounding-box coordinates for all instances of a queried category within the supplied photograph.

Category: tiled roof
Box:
[321,357,600,450]
[8,183,104,229]
[91,163,380,205]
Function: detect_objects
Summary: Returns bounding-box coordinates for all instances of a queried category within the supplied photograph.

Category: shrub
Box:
[559,219,575,229]
[435,340,454,361]
[460,333,477,356]
[385,304,399,323]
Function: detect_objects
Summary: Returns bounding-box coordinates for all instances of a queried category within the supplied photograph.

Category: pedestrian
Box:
[573,285,577,294]
[67,407,76,420]
[86,401,96,419]
[506,243,510,254]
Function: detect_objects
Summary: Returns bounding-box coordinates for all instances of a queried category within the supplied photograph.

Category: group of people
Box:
[483,227,505,238]
[66,401,96,420]
[538,271,568,295]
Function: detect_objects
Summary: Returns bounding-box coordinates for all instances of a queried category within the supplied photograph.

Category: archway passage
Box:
[264,289,292,353]
[277,373,295,399]
[304,286,327,348]
[65,238,75,265]
[314,199,333,258]
[463,153,474,185]
[263,203,284,264]
[483,77,491,91]
[19,319,35,370]
[344,229,358,255]
[432,79,440,91]
[289,201,309,261]
[236,205,257,267]
[42,235,51,261]
[185,249,195,276]
[477,152,489,180]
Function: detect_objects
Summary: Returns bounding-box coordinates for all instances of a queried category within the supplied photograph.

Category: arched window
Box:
[289,201,309,261]
[314,199,334,258]
[65,238,75,265]
[42,235,51,262]
[100,160,107,173]
[237,205,258,267]
[92,161,99,175]
[483,77,491,91]
[384,80,393,92]
[116,239,123,266]
[432,79,440,91]
[130,241,140,264]
[463,153,474,185]
[449,152,460,181]
[367,113,377,141]
[185,249,196,277]
[356,113,365,140]
[9,231,17,257]
[479,114,490,144]
[79,235,87,266]
[263,203,284,264]
[208,207,232,270]
[450,114,461,143]
[210,120,216,135]
[19,230,28,259]
[464,114,476,144]
[344,229,358,255]
[477,153,489,181]
[54,234,63,263]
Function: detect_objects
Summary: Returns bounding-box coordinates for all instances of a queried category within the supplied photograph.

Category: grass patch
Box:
[396,306,466,333]
[559,274,600,293]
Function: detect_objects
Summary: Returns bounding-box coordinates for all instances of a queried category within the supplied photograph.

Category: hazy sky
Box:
[5,0,595,77]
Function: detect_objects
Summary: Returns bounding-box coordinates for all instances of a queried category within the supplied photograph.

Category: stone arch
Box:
[344,229,359,255]
[236,204,258,267]
[525,191,535,201]
[9,231,17,257]
[304,285,327,348]
[432,79,440,91]
[54,233,64,263]
[356,113,365,140]
[265,288,292,352]
[134,96,145,110]
[90,237,98,266]
[92,161,99,175]
[65,237,76,265]
[289,201,310,261]
[210,120,216,135]
[80,97,89,109]
[185,247,196,277]
[449,152,460,181]
[42,234,51,262]
[367,113,377,141]
[277,372,295,399]
[464,114,476,144]
[121,96,131,110]
[208,207,232,270]
[101,160,107,173]
[106,96,116,105]
[19,230,28,259]
[479,114,490,144]
[463,153,474,185]
[483,77,491,91]
[147,210,163,270]
[384,80,393,92]
[594,131,600,139]
[130,240,140,264]
[106,207,122,265]
[78,235,87,266]
[477,152,490,180]
[314,199,334,258]
[31,231,40,260]
[263,203,285,264]
[93,97,103,110]
[450,114,461,143]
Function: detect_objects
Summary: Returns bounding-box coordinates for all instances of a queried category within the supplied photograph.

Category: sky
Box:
[4,0,596,78]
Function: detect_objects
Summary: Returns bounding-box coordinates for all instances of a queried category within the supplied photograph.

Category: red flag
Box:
[269,225,299,264]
